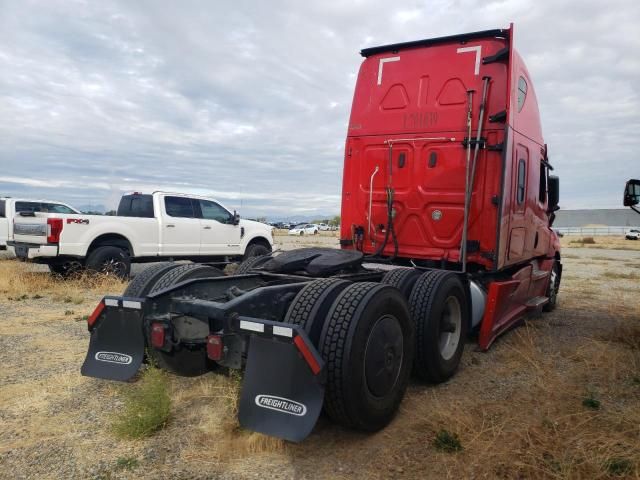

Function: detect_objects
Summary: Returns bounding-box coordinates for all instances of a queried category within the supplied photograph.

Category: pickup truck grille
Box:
[14,223,47,236]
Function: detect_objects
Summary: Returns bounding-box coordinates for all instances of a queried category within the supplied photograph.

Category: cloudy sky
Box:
[1,0,638,217]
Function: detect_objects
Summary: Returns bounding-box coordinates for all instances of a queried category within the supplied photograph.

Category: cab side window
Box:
[517,76,527,112]
[199,200,231,223]
[165,196,196,218]
[517,159,526,204]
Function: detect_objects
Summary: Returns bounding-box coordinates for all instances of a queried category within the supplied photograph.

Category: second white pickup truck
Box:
[9,191,273,277]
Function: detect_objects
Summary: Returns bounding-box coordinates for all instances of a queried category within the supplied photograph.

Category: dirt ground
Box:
[0,237,639,479]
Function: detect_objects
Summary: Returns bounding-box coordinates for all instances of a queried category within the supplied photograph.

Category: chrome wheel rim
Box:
[439,296,462,361]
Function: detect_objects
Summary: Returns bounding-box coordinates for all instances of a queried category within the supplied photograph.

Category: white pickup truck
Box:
[9,192,273,277]
[1,197,80,250]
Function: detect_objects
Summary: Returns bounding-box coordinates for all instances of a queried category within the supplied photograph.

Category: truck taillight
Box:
[207,335,223,361]
[151,323,165,349]
[47,218,63,243]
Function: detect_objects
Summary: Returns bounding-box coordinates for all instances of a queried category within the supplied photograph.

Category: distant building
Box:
[554,209,639,228]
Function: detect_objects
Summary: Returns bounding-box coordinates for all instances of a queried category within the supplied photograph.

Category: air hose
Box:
[366,186,398,260]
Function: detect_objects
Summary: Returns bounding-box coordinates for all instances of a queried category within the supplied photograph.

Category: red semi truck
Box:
[81,25,561,442]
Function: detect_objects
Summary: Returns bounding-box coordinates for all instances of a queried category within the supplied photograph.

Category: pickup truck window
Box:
[0,200,5,217]
[165,196,196,218]
[15,201,77,214]
[199,199,231,223]
[118,195,154,218]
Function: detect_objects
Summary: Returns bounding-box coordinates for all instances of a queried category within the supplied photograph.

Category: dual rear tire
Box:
[283,269,468,432]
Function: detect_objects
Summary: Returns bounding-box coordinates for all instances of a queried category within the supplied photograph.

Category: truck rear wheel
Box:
[284,278,351,345]
[409,271,468,383]
[543,262,560,312]
[123,262,179,297]
[150,263,224,294]
[234,255,271,275]
[85,246,131,279]
[381,268,422,298]
[319,282,413,431]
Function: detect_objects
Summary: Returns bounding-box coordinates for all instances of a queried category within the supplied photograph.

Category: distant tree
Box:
[256,216,267,223]
[105,210,117,216]
[329,215,341,227]
[82,211,104,215]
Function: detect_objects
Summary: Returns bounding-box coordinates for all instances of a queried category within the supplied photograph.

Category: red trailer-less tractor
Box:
[81,26,561,442]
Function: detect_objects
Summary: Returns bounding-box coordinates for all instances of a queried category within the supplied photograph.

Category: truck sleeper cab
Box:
[81,26,561,443]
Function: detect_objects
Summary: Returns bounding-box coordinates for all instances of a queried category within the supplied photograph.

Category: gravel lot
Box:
[0,240,639,479]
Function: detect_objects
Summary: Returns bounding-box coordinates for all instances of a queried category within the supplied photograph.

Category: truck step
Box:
[525,296,548,308]
[531,269,550,281]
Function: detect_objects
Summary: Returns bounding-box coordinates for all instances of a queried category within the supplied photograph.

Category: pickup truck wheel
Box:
[85,246,131,279]
[284,278,351,345]
[319,282,413,431]
[243,243,271,260]
[409,271,468,383]
[123,262,179,297]
[48,260,83,278]
[235,255,271,275]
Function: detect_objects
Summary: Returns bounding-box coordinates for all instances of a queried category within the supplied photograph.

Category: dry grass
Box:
[391,319,640,479]
[562,235,640,251]
[0,259,124,302]
[170,371,285,466]
[602,270,640,280]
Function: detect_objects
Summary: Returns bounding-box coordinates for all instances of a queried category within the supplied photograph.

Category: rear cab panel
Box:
[341,26,558,271]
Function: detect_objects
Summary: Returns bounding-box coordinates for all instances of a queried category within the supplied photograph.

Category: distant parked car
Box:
[625,228,640,240]
[288,224,319,236]
[317,223,330,231]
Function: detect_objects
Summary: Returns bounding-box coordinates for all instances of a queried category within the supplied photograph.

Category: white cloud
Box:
[0,0,638,216]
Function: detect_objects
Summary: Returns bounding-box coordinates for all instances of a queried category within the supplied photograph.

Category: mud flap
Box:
[81,303,145,382]
[238,335,325,442]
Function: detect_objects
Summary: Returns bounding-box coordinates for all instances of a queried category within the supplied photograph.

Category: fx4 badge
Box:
[255,395,307,416]
[95,351,133,365]
[67,218,90,225]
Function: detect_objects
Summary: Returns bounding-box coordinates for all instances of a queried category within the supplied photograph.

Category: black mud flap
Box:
[238,335,325,442]
[80,300,145,382]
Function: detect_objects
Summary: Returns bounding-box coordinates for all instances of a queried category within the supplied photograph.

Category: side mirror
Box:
[232,210,240,225]
[547,175,560,213]
[623,179,640,207]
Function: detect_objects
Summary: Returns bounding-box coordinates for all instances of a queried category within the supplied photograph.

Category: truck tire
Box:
[85,246,131,279]
[381,268,422,298]
[48,260,83,278]
[150,263,224,294]
[319,282,413,431]
[409,271,468,383]
[243,243,271,260]
[284,278,351,345]
[234,255,271,275]
[122,262,179,297]
[543,262,560,312]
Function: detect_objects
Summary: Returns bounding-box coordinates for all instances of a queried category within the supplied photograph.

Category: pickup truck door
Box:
[160,196,201,256]
[197,199,241,255]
